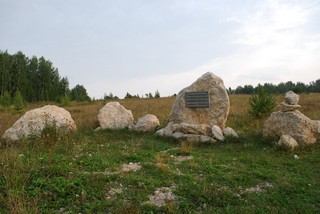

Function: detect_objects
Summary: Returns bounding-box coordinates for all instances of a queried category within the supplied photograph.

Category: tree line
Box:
[0,50,90,105]
[230,80,320,94]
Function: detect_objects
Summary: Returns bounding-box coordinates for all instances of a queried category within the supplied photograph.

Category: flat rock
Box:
[2,105,76,142]
[169,72,230,129]
[97,102,133,130]
[172,122,211,136]
[279,102,301,112]
[212,125,225,141]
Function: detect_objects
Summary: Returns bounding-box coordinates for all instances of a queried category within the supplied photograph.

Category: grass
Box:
[0,94,320,213]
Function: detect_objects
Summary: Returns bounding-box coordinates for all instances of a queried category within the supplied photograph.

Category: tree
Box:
[154,90,160,98]
[0,91,11,107]
[70,85,91,102]
[249,88,276,118]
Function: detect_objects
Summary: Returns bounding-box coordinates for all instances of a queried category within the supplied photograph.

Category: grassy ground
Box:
[0,94,319,213]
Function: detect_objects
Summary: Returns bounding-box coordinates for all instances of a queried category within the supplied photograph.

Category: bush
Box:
[249,88,276,118]
[59,95,71,106]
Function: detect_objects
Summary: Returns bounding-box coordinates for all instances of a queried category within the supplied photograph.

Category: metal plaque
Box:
[185,91,210,108]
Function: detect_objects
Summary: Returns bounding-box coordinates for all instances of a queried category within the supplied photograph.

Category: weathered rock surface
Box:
[130,114,159,132]
[169,72,230,129]
[172,123,211,136]
[223,127,239,138]
[263,110,319,145]
[98,102,133,130]
[2,105,76,142]
[284,91,299,105]
[276,135,299,151]
[279,102,301,112]
[180,134,216,143]
[211,125,225,141]
[155,122,174,137]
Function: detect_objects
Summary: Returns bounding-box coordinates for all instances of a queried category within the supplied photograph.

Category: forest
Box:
[230,79,320,94]
[0,50,90,105]
[1,50,319,105]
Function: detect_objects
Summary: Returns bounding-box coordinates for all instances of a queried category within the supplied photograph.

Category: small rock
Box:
[155,122,174,137]
[212,125,225,141]
[223,127,239,138]
[293,154,300,160]
[284,91,299,105]
[277,135,299,151]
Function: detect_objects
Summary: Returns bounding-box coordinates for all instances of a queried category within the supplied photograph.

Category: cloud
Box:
[178,0,320,89]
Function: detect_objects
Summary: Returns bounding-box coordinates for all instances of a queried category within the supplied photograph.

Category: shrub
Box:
[249,88,276,118]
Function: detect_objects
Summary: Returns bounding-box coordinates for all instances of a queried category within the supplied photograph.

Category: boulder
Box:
[211,125,225,141]
[263,110,319,145]
[172,123,211,136]
[131,114,160,132]
[284,91,299,105]
[169,72,230,129]
[98,102,133,130]
[276,135,299,151]
[223,127,239,138]
[2,105,76,142]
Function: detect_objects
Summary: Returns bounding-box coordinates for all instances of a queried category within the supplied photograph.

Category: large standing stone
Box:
[169,72,230,129]
[263,110,319,145]
[98,102,133,130]
[2,105,76,142]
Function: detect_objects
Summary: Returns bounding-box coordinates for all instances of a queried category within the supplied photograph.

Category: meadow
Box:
[0,94,319,213]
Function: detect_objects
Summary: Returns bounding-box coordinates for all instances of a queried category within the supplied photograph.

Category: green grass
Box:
[1,94,320,212]
[0,128,319,213]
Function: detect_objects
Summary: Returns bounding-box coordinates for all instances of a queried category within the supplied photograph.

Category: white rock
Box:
[169,72,230,129]
[293,154,300,160]
[277,135,299,151]
[284,91,299,105]
[97,102,133,130]
[2,105,76,142]
[132,114,160,132]
[223,127,239,138]
[212,125,225,141]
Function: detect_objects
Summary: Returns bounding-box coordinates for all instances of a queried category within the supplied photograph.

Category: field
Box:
[0,94,320,213]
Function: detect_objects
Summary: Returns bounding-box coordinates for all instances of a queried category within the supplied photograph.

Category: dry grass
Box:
[1,94,319,135]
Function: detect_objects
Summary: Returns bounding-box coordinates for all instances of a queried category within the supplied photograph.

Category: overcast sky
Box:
[1,0,319,98]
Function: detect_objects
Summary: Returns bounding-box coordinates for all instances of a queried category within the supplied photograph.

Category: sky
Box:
[1,0,320,99]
